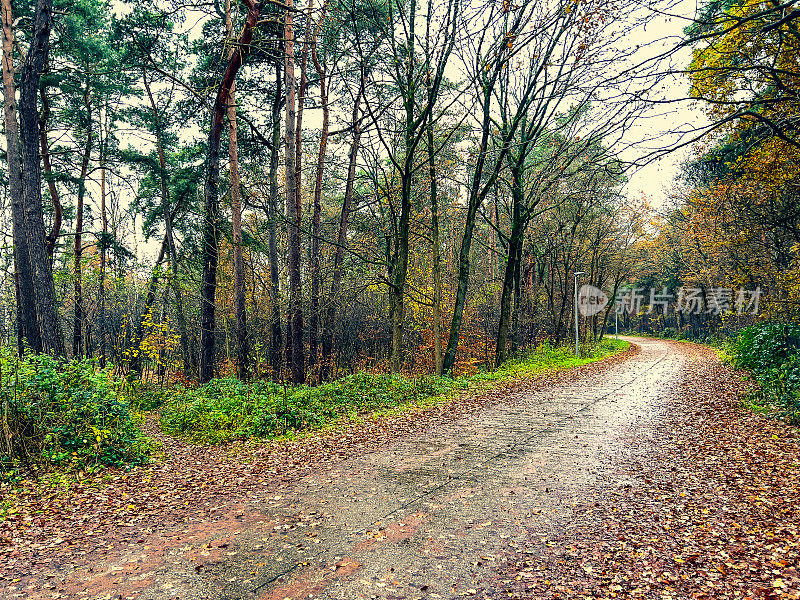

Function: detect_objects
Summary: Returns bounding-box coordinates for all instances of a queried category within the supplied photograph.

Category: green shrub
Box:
[660,327,677,339]
[731,323,800,424]
[731,323,800,372]
[0,349,153,481]
[159,373,469,444]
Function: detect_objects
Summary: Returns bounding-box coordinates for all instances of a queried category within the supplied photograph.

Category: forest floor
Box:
[2,338,799,600]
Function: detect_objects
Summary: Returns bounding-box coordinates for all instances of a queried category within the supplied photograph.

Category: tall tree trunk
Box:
[495,233,522,366]
[2,0,40,354]
[98,152,107,368]
[307,0,326,374]
[511,240,522,353]
[389,0,418,375]
[142,69,191,375]
[199,0,262,383]
[441,73,511,375]
[198,125,222,383]
[39,87,61,261]
[427,107,442,375]
[308,95,326,370]
[495,167,524,367]
[19,0,64,357]
[422,8,444,375]
[390,173,412,375]
[12,267,24,356]
[230,86,250,380]
[226,0,249,381]
[321,83,363,380]
[441,172,484,374]
[284,0,305,384]
[73,82,92,359]
[307,2,329,375]
[267,63,283,377]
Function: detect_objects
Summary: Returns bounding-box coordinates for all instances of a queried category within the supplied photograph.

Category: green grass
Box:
[159,338,630,445]
[486,338,628,381]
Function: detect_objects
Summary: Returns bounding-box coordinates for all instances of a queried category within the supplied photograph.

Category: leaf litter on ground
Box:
[496,342,800,600]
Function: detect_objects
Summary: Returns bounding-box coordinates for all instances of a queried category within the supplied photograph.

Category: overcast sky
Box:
[615,0,709,208]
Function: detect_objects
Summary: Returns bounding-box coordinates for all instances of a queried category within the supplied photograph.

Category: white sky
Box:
[614,0,710,207]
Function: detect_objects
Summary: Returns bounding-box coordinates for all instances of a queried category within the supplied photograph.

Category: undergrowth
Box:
[0,349,154,482]
[159,338,628,444]
[730,322,800,424]
[0,338,628,481]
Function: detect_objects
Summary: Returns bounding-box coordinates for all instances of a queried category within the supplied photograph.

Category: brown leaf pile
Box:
[498,344,800,599]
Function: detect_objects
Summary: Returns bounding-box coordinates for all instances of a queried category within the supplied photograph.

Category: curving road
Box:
[23,337,686,600]
[196,337,683,600]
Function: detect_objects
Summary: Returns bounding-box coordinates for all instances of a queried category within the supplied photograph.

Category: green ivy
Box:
[159,373,469,444]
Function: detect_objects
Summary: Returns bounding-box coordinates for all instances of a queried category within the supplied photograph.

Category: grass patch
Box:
[484,338,628,381]
[160,338,629,445]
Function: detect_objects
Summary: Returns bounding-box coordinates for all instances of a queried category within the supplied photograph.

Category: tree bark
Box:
[19,0,64,357]
[441,142,490,373]
[199,0,262,383]
[297,0,322,376]
[12,266,24,356]
[2,0,40,354]
[495,165,524,367]
[284,0,305,384]
[390,176,411,374]
[511,239,522,353]
[427,108,442,375]
[229,82,249,380]
[226,0,249,381]
[441,44,524,375]
[98,150,107,368]
[389,0,418,375]
[441,107,492,374]
[73,82,92,359]
[39,86,61,261]
[307,0,325,373]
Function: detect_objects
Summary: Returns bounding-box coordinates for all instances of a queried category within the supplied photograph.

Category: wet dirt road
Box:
[15,338,685,600]
[174,337,680,600]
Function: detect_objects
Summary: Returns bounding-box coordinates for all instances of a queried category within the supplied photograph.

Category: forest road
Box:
[180,336,679,600]
[22,337,684,600]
